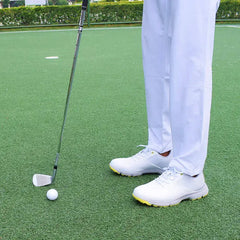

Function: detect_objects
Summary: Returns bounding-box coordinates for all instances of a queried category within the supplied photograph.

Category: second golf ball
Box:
[47,189,58,201]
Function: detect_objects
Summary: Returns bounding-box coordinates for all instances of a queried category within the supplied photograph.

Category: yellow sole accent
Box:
[109,165,121,175]
[132,193,208,208]
[132,194,153,206]
[191,193,208,201]
[109,165,136,177]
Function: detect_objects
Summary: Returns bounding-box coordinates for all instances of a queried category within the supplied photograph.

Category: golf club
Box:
[33,0,89,187]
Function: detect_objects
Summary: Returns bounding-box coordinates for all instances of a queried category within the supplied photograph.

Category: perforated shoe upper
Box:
[132,168,208,207]
[109,147,172,176]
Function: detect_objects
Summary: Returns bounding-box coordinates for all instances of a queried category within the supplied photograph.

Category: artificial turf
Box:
[0,25,239,239]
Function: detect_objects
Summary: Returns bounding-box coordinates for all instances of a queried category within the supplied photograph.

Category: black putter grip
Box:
[82,0,88,10]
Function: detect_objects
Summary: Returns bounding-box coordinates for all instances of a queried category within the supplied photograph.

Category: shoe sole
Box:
[132,184,209,207]
[109,165,162,177]
[109,165,137,177]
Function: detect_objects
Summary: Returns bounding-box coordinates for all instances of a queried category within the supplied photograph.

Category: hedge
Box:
[0,0,239,27]
[217,0,240,19]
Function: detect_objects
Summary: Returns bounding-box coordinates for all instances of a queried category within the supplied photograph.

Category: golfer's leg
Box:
[142,0,172,154]
[169,0,220,176]
[109,0,173,176]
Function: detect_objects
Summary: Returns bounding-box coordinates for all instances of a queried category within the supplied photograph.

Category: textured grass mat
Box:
[0,26,239,239]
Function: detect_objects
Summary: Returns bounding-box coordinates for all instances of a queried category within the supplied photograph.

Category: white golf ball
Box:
[46,189,58,201]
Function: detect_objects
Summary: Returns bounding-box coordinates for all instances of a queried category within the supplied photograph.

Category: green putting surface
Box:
[0,26,239,239]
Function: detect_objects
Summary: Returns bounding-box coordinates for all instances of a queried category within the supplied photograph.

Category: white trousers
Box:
[142,0,220,176]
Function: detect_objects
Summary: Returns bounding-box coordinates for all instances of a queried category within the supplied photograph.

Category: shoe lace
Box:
[155,167,183,185]
[131,145,154,161]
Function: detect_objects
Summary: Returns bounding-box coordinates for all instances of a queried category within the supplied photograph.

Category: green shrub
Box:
[56,0,68,5]
[89,2,143,23]
[217,0,240,19]
[11,0,25,7]
[2,0,10,8]
[48,0,68,6]
[0,2,143,26]
[0,1,239,27]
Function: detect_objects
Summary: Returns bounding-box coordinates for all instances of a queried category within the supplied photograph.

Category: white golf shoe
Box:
[132,168,209,207]
[109,147,172,177]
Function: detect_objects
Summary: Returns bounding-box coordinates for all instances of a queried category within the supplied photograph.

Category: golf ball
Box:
[47,189,58,201]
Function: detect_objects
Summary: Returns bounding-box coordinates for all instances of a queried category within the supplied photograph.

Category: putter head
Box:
[33,174,52,187]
